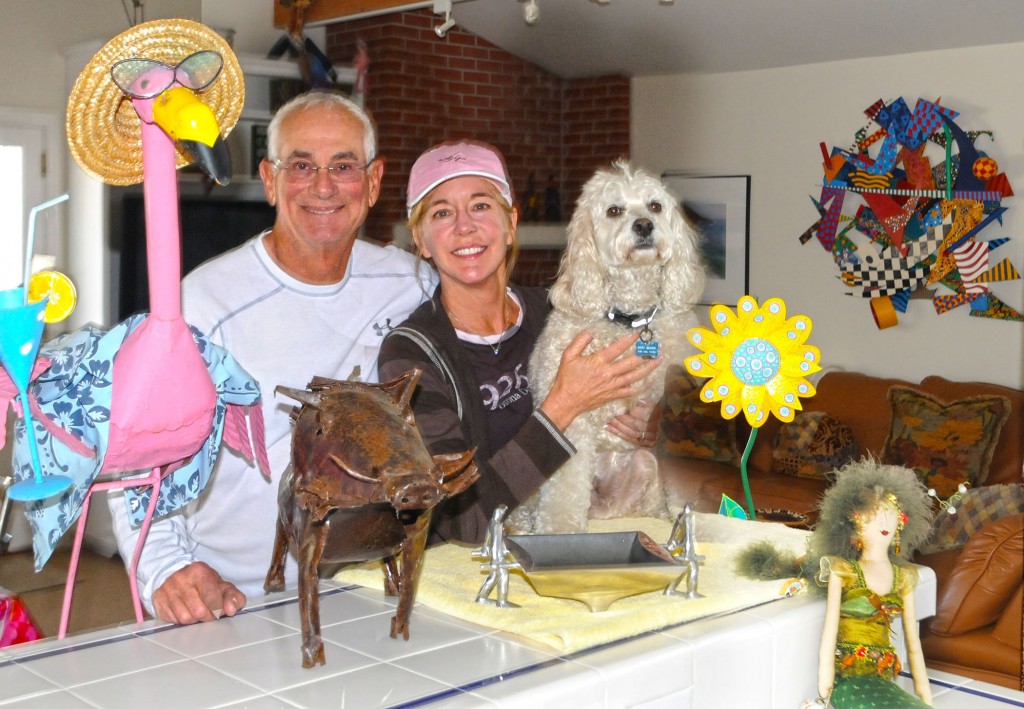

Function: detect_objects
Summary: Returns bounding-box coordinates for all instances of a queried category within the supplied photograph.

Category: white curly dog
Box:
[509,160,705,534]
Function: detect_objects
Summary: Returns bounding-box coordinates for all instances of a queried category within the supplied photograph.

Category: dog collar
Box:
[607,305,659,329]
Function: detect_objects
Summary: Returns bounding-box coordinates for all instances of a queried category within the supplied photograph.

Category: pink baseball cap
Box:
[406,140,513,216]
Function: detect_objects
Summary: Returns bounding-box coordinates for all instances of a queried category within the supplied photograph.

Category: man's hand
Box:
[152,562,246,624]
[606,399,660,447]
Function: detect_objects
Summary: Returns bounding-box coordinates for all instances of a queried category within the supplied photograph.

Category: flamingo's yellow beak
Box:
[152,86,231,185]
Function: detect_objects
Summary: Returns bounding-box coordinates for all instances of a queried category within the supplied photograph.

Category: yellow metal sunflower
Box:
[684,296,821,428]
[684,296,822,519]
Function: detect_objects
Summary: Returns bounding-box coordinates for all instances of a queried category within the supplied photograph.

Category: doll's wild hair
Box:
[735,458,934,586]
[809,458,934,563]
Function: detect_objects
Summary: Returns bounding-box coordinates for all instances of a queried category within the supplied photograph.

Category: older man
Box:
[109,92,436,624]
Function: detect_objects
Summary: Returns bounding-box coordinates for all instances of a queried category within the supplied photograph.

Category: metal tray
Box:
[505,531,682,612]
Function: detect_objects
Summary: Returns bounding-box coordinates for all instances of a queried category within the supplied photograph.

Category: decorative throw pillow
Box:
[881,386,1010,499]
[772,411,858,479]
[921,483,1024,554]
[659,365,739,464]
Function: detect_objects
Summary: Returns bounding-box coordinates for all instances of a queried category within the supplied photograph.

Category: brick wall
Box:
[563,75,631,211]
[325,9,629,285]
[513,247,564,289]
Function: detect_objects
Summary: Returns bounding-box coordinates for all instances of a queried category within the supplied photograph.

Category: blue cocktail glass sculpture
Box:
[0,286,74,500]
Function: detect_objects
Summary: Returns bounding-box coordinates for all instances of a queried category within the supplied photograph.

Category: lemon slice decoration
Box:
[27,270,77,323]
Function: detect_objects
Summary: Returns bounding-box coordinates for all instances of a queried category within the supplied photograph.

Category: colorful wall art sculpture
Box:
[800,97,1021,329]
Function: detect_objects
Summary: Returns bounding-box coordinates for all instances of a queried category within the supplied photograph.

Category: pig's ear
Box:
[434,449,479,496]
[276,386,322,408]
[379,368,423,410]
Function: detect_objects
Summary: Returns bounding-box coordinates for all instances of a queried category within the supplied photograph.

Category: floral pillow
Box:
[881,386,1010,499]
[921,483,1024,554]
[772,411,858,479]
[659,365,739,464]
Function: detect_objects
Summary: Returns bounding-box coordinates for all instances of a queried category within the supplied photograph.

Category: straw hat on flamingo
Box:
[66,18,244,186]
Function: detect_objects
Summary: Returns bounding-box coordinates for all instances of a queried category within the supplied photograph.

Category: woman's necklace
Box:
[447,294,514,356]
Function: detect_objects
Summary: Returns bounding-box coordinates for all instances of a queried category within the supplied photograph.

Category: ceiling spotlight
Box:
[523,0,539,25]
[434,11,455,37]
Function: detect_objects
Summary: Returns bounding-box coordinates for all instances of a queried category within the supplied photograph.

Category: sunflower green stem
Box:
[740,427,758,520]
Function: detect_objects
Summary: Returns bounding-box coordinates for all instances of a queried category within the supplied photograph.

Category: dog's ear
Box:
[550,203,609,316]
[661,204,707,312]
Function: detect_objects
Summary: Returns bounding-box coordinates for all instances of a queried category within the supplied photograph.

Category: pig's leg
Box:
[298,513,329,668]
[265,467,294,593]
[391,512,430,640]
[382,556,400,597]
[264,515,290,593]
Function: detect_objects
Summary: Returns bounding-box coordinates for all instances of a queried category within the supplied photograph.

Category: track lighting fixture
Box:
[434,0,455,38]
[523,0,539,25]
[435,12,455,37]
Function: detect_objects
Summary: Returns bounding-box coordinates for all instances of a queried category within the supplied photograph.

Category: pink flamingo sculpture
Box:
[0,20,267,637]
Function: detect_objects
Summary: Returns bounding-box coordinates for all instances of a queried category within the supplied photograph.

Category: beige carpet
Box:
[336,513,811,654]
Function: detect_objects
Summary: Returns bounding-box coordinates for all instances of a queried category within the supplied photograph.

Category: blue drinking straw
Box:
[22,194,70,303]
[1,193,75,499]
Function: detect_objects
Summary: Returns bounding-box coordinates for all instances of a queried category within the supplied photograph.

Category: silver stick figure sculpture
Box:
[665,503,705,599]
[473,504,521,607]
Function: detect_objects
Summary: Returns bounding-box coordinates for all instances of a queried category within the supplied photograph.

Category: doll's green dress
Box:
[819,557,929,708]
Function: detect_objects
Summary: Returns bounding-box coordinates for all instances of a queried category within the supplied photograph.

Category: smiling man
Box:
[108,91,437,625]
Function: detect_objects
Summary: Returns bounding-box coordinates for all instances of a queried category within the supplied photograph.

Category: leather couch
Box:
[917,513,1023,689]
[660,370,1022,517]
[658,370,1024,688]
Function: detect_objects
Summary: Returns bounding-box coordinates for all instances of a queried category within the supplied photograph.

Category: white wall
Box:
[633,43,1024,390]
[0,0,202,112]
[0,0,322,112]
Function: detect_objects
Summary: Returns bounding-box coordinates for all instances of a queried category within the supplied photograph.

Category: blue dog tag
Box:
[635,339,659,359]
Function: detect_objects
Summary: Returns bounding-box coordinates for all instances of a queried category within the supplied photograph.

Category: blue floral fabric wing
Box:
[16,317,137,571]
[13,316,261,571]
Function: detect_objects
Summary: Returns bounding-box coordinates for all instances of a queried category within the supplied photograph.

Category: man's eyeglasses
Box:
[111,51,223,99]
[271,158,371,184]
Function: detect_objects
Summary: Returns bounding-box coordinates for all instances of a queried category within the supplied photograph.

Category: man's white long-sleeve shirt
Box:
[108,233,436,613]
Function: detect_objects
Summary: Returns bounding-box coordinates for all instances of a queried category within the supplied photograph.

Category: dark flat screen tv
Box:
[117,194,275,320]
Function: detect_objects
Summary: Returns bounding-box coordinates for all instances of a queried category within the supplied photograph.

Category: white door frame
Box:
[0,108,64,552]
[0,108,66,290]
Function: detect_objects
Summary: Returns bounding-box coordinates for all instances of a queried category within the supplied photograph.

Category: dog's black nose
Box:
[632,218,654,239]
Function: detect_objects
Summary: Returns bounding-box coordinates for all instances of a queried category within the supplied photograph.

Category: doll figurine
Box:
[811,460,935,707]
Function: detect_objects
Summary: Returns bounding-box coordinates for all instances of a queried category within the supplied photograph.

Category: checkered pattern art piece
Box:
[800,96,1022,328]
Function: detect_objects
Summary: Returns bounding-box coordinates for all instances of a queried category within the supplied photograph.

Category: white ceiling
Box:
[447,0,1024,78]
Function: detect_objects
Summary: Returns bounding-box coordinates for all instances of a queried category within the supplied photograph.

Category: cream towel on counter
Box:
[334,513,810,654]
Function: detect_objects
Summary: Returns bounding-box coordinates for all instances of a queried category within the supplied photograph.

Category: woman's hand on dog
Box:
[606,399,660,448]
[539,331,662,432]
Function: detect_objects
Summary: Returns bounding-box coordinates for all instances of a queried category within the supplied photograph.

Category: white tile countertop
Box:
[2,561,1015,704]
[9,562,1017,709]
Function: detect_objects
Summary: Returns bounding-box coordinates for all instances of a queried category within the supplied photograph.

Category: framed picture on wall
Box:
[661,173,750,306]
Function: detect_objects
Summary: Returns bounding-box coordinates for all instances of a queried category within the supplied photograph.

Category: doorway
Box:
[0,109,63,554]
[0,110,64,292]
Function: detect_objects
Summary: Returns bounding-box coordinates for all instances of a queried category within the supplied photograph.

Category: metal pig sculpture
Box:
[264,369,479,668]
